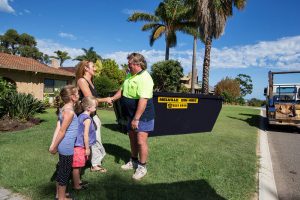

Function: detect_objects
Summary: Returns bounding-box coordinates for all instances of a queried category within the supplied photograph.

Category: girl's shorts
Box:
[56,154,73,186]
[72,147,87,168]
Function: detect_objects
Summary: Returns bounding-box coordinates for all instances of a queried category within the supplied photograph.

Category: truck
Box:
[264,71,300,126]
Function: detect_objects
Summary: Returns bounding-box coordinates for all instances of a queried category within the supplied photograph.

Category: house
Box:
[180,70,214,94]
[0,53,75,102]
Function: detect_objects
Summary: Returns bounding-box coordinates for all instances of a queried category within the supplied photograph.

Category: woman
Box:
[75,60,110,172]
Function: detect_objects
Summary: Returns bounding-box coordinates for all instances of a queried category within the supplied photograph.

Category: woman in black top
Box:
[75,60,110,172]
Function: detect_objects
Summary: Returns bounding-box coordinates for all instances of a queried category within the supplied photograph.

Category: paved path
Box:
[259,109,278,200]
[267,121,300,199]
[0,188,25,200]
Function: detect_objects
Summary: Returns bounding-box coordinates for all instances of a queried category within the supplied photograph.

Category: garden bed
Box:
[0,116,41,132]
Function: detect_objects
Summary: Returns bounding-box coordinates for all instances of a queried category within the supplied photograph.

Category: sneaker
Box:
[121,159,138,170]
[132,165,147,180]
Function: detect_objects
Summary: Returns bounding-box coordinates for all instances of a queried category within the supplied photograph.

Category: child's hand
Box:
[49,146,57,154]
[85,148,90,156]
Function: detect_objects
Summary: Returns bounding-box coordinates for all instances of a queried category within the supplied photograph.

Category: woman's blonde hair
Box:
[75,60,91,83]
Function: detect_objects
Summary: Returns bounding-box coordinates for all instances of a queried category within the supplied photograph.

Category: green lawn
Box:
[0,105,259,200]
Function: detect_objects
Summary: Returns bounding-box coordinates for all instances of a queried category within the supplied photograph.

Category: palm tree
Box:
[196,0,246,94]
[128,0,191,60]
[73,47,102,63]
[50,50,71,67]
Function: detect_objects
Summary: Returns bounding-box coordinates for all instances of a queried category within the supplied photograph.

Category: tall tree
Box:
[195,0,246,94]
[73,47,102,63]
[235,74,253,97]
[128,0,191,60]
[51,50,71,67]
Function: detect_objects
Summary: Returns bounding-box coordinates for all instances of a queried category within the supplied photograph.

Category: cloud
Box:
[24,9,30,14]
[0,0,15,13]
[58,32,77,40]
[104,35,300,72]
[37,39,83,66]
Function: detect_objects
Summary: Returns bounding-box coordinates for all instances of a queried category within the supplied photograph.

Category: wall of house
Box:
[0,69,74,100]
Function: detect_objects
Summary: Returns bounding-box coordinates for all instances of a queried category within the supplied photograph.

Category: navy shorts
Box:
[56,154,73,186]
[127,119,155,133]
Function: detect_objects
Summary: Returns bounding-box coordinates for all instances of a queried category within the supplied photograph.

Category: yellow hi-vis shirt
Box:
[121,70,154,99]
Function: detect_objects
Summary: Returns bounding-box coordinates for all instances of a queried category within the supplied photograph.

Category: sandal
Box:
[90,166,107,173]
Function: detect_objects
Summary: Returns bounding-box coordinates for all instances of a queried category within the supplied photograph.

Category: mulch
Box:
[0,116,41,132]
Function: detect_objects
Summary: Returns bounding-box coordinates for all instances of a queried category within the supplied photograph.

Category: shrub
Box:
[0,77,17,118]
[4,92,46,120]
[94,75,119,97]
[151,60,184,92]
[215,77,241,104]
[248,98,266,107]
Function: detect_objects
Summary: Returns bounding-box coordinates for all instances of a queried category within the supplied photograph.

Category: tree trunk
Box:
[191,36,197,93]
[165,43,169,60]
[202,37,212,95]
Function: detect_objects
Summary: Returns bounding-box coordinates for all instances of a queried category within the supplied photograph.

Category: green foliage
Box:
[100,59,125,85]
[0,77,17,118]
[215,77,241,104]
[235,74,253,97]
[0,29,48,62]
[128,0,192,60]
[3,92,45,120]
[151,60,184,92]
[248,98,266,107]
[94,75,119,97]
[42,93,51,108]
[73,47,102,63]
[50,50,71,67]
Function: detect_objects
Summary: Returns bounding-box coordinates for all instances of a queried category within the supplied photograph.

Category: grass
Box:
[0,105,260,200]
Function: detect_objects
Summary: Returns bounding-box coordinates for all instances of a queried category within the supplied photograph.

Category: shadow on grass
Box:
[102,123,127,135]
[103,143,131,164]
[72,175,226,200]
[227,113,262,129]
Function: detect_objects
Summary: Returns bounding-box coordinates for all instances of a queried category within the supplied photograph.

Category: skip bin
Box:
[112,92,222,137]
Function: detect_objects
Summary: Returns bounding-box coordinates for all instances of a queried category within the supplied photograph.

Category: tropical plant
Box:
[151,60,184,92]
[50,50,71,67]
[73,47,102,63]
[4,92,45,120]
[128,0,192,60]
[191,0,246,94]
[0,77,17,118]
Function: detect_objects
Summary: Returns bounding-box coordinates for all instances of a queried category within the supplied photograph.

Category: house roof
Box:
[61,67,76,73]
[0,53,75,77]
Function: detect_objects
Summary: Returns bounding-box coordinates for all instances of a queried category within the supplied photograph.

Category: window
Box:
[44,79,67,93]
[276,87,297,94]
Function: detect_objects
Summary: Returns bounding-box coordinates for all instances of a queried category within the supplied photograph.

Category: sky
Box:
[1,0,300,99]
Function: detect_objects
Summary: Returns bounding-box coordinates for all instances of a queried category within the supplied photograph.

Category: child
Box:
[72,96,97,189]
[49,85,79,200]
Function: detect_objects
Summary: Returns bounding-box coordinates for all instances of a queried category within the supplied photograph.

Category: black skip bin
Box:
[113,92,222,137]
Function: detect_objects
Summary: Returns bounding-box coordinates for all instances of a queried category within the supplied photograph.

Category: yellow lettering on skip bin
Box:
[167,103,188,109]
[158,97,198,103]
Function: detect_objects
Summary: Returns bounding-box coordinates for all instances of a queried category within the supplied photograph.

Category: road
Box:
[265,111,300,200]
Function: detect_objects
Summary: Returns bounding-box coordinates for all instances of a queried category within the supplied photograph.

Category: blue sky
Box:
[1,0,300,99]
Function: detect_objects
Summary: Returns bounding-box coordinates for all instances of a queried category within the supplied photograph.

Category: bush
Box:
[215,77,241,104]
[248,98,266,107]
[0,77,17,118]
[94,75,119,97]
[4,92,46,120]
[151,60,184,92]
